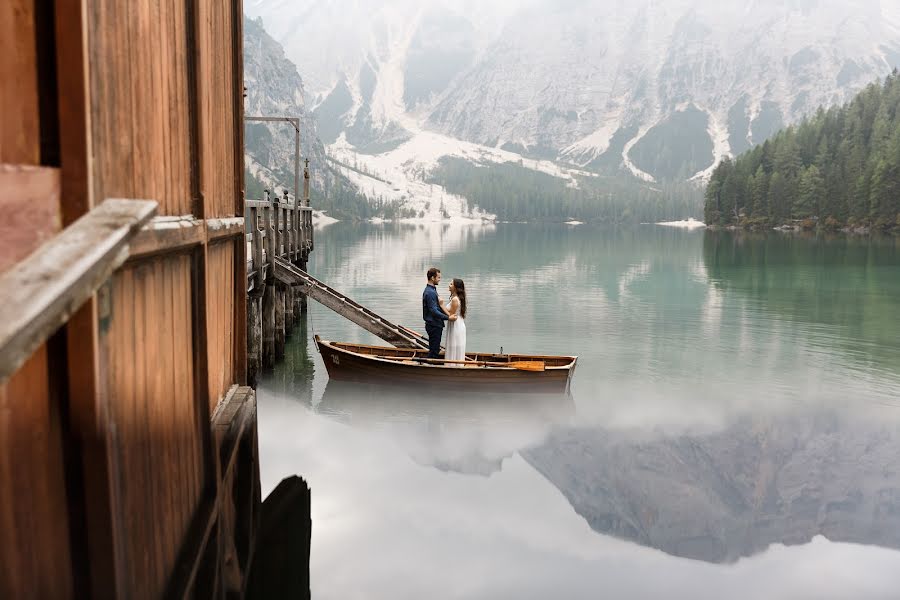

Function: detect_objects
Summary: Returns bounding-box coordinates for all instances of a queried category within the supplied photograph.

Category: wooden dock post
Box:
[285,284,294,335]
[293,284,303,321]
[275,284,286,359]
[263,284,276,368]
[247,293,263,386]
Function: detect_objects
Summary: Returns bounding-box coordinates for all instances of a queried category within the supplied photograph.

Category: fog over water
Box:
[257,223,900,599]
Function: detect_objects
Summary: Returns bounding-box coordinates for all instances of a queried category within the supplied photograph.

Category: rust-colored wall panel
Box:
[0,349,74,600]
[207,241,236,411]
[88,0,193,216]
[198,0,238,218]
[0,166,61,272]
[107,255,205,598]
[0,0,41,164]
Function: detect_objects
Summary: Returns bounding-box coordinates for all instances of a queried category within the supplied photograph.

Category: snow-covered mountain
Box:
[244,13,497,221]
[245,0,900,183]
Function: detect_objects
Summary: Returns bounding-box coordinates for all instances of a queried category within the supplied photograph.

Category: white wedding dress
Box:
[445,297,466,364]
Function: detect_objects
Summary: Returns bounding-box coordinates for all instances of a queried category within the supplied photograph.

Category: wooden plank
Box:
[274,258,426,349]
[171,0,193,215]
[0,164,61,273]
[0,0,41,164]
[106,255,208,599]
[185,0,202,217]
[212,386,250,474]
[264,207,275,279]
[252,208,264,290]
[0,347,74,599]
[207,242,236,410]
[54,0,93,226]
[53,4,133,597]
[244,200,271,209]
[88,0,136,208]
[130,0,155,216]
[206,217,244,241]
[0,198,157,382]
[234,243,248,384]
[231,0,244,217]
[129,216,205,259]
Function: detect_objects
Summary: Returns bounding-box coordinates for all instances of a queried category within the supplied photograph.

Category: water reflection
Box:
[256,223,900,598]
[703,231,900,381]
[318,381,575,476]
[525,406,900,563]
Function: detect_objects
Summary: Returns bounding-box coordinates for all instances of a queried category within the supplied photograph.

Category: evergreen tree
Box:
[750,165,769,217]
[767,172,789,222]
[704,71,900,230]
[795,165,824,219]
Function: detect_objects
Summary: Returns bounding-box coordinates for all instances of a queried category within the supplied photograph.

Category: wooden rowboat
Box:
[315,336,578,393]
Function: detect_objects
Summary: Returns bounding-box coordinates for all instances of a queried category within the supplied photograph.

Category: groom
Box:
[422,267,448,359]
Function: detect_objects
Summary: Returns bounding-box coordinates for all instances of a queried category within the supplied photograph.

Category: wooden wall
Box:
[198,0,241,219]
[0,1,72,598]
[208,241,238,412]
[1,0,251,597]
[88,0,193,214]
[108,256,206,598]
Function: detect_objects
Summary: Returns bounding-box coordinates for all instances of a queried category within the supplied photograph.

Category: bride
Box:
[440,278,467,364]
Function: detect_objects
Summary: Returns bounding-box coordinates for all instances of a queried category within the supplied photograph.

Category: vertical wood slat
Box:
[231,0,247,385]
[56,2,132,598]
[89,0,135,205]
[274,205,281,265]
[265,206,275,277]
[207,242,237,411]
[0,348,73,599]
[108,257,206,599]
[197,0,236,218]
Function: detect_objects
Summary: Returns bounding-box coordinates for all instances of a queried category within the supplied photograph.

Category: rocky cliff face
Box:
[523,411,900,563]
[243,15,330,196]
[246,0,900,182]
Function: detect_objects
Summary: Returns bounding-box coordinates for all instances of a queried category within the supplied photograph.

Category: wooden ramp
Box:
[274,258,430,350]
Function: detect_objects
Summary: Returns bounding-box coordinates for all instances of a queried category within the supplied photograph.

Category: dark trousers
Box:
[425,324,443,359]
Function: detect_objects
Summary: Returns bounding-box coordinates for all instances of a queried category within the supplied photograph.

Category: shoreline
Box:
[705,223,900,236]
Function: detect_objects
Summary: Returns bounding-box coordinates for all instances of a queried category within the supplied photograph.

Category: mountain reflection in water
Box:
[524,407,900,563]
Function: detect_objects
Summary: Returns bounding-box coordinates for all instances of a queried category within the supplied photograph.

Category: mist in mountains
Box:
[247,0,899,181]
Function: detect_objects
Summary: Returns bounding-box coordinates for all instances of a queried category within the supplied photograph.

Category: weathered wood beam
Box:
[130,215,245,260]
[129,216,204,259]
[212,386,255,483]
[0,198,157,382]
[207,216,245,242]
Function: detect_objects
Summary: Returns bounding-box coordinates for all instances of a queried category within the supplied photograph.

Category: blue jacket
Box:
[422,284,448,327]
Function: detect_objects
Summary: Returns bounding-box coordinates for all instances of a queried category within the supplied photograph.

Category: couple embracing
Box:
[422,267,467,364]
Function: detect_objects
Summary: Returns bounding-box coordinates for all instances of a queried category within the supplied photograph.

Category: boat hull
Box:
[316,338,576,393]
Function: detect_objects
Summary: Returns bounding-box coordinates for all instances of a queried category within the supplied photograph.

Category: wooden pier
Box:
[243,183,315,386]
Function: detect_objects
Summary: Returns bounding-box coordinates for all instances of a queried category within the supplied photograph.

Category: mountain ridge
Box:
[246,0,900,183]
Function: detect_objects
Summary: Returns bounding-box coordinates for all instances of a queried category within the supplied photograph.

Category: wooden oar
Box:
[378,355,545,372]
